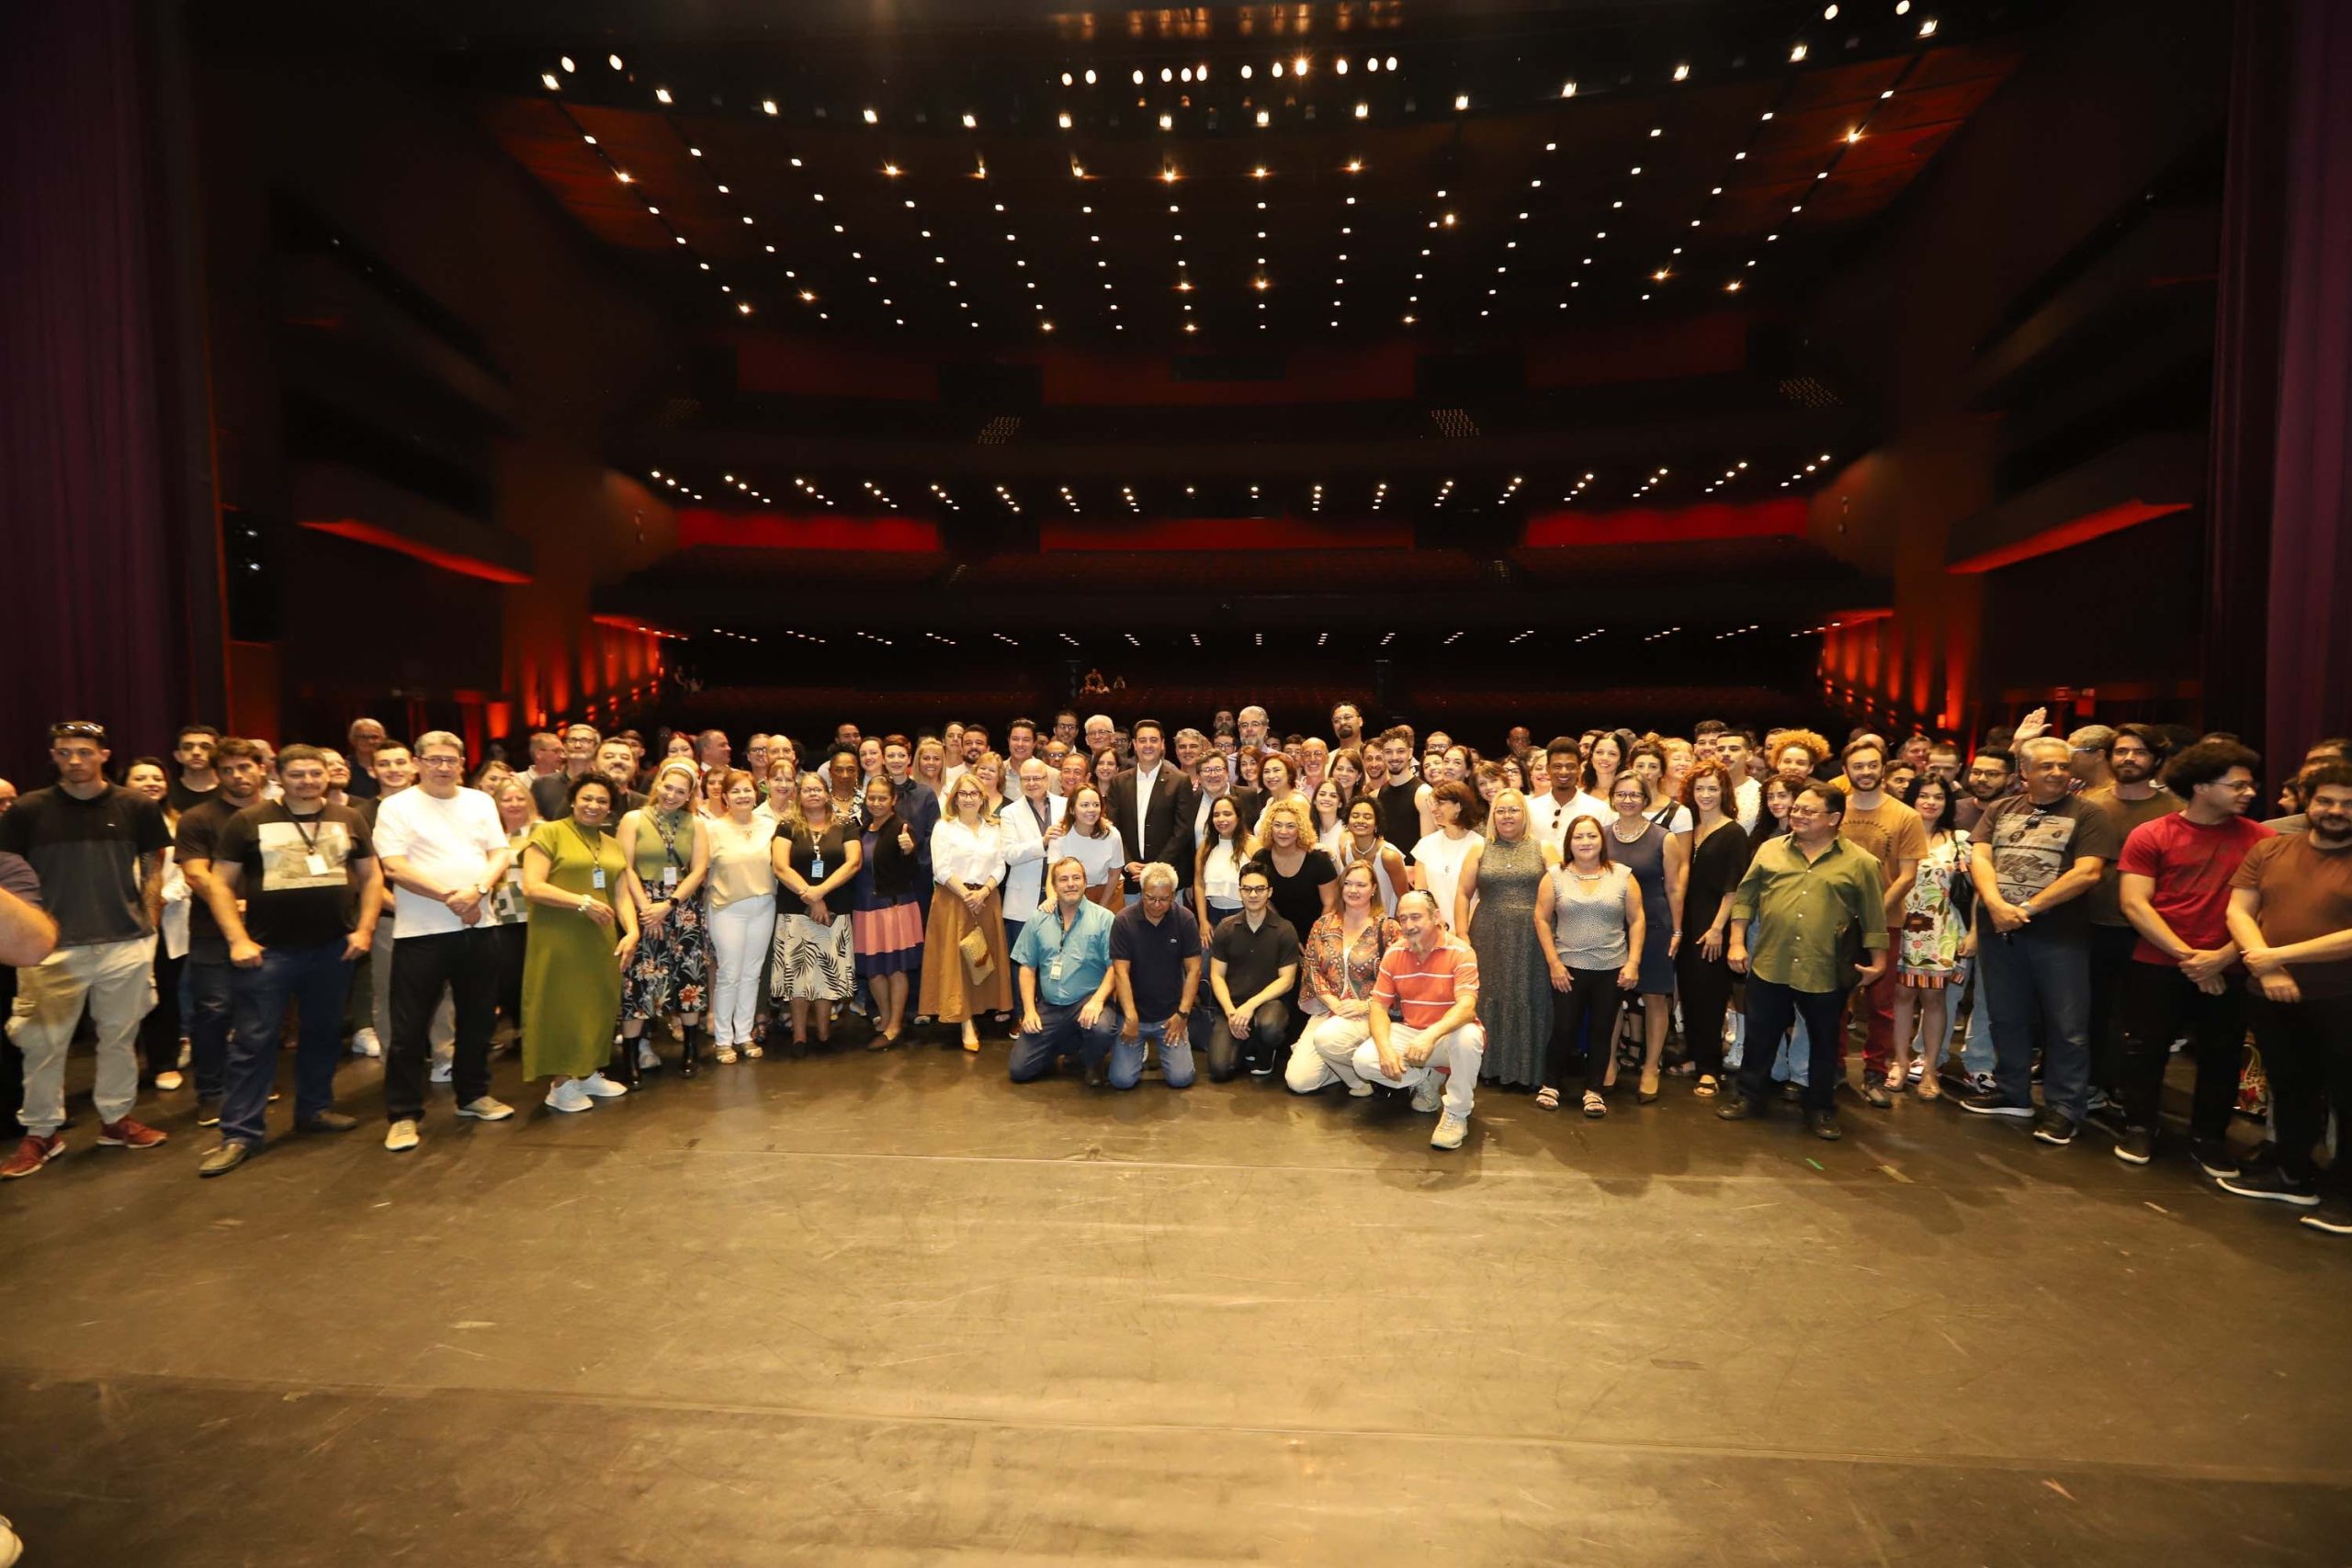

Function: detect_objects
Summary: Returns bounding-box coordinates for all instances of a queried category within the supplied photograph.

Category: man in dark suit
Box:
[1106,718,1187,902]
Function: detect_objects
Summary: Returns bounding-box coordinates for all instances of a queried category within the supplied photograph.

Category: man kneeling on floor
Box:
[1350,891,1485,1150]
[1009,857,1119,1085]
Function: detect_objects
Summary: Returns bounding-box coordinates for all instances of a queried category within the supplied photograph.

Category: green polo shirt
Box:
[1730,834,1889,993]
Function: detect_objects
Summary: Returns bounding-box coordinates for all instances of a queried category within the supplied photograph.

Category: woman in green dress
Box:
[520,775,640,1113]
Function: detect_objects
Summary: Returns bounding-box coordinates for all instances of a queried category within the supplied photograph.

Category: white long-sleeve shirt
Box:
[930,817,1007,889]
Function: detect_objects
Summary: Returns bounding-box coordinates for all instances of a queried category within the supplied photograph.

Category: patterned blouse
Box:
[1302,910,1403,1012]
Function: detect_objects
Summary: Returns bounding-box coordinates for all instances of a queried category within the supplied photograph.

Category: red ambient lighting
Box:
[678,511,942,552]
[297,518,534,583]
[1947,501,2190,573]
[1522,498,1809,547]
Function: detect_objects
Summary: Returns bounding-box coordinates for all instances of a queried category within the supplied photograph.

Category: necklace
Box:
[1610,818,1646,843]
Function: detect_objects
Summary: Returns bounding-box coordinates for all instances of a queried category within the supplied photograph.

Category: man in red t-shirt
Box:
[2111,741,2271,1173]
[1351,891,1485,1150]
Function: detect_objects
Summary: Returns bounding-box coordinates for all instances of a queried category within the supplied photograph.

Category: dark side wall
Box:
[191,19,684,750]
[1798,0,2232,742]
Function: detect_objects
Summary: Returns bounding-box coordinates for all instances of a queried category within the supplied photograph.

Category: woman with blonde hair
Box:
[1459,787,1557,1089]
[616,761,712,1079]
[922,773,1011,1051]
[1249,796,1338,955]
[702,769,779,1062]
[486,776,542,1042]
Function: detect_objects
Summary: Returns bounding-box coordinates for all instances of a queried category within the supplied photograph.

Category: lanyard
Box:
[651,807,685,867]
[287,807,324,855]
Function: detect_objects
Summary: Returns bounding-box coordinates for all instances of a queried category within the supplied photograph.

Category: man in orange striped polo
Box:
[1351,890,1486,1150]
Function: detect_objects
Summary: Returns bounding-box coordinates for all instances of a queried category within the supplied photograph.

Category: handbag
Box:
[958,926,996,986]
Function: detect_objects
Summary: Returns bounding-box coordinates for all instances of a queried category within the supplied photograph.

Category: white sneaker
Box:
[1409,1071,1444,1114]
[1430,1112,1468,1150]
[154,1070,185,1092]
[384,1118,419,1152]
[576,1071,628,1100]
[636,1041,661,1071]
[352,1028,382,1058]
[544,1079,593,1113]
[428,1057,453,1084]
[456,1095,514,1121]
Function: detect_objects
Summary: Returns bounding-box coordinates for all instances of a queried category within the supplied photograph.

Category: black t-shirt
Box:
[1208,910,1302,1004]
[782,818,855,917]
[213,801,375,950]
[174,795,252,961]
[166,775,219,816]
[1251,847,1337,947]
[1376,780,1422,863]
[1110,900,1203,1020]
[0,784,171,947]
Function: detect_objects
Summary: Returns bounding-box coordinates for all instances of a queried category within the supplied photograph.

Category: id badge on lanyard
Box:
[591,866,606,890]
[662,864,679,893]
[304,852,328,877]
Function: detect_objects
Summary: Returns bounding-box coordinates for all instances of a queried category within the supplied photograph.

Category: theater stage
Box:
[2,1037,2346,1566]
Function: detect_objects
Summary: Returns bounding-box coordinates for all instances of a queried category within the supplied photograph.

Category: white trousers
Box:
[1351,1021,1487,1120]
[707,896,776,1046]
[1286,1011,1373,1093]
[9,936,154,1134]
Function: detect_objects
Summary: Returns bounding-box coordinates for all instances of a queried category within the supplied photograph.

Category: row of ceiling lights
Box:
[537,2,1945,337]
[658,461,1826,512]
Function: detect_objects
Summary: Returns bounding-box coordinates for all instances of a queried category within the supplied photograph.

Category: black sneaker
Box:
[2300,1197,2352,1235]
[1960,1089,2034,1119]
[1807,1109,1843,1141]
[2188,1137,2241,1180]
[2031,1110,2077,1145]
[2112,1127,2155,1166]
[2215,1167,2321,1207]
[1778,1080,1804,1102]
[2085,1102,2130,1140]
[1715,1097,1759,1122]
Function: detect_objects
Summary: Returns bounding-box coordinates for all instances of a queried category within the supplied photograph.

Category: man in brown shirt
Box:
[2220,761,2352,1229]
[1837,738,1927,1106]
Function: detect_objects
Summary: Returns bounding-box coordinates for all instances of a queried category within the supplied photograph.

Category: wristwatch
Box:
[2019,897,2037,917]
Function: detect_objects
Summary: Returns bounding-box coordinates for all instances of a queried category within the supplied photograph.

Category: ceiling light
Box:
[540,73,560,90]
[1061,72,1074,86]
[1561,80,1577,97]
[763,98,778,115]
[1084,69,1097,85]
[655,87,672,103]
[1919,17,1939,35]
[1790,42,1809,62]
[1453,93,1470,110]
[862,107,878,123]
[1059,111,1073,129]
[1355,102,1369,118]
[1256,109,1271,127]
[559,56,575,73]
[1335,57,1349,75]
[1673,63,1690,82]
[1294,54,1310,76]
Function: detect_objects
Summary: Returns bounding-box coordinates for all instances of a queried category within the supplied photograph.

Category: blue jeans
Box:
[1978,928,2091,1120]
[1773,1015,1813,1088]
[1008,999,1119,1082]
[1109,1014,1196,1089]
[186,955,234,1100]
[1958,960,1995,1075]
[223,942,355,1146]
[1736,977,1850,1113]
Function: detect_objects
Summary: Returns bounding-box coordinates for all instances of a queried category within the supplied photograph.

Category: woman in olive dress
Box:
[519,775,639,1112]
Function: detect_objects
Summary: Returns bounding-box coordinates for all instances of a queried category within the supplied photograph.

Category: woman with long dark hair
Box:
[1673,761,1752,1100]
[1533,814,1644,1116]
[1892,772,1973,1100]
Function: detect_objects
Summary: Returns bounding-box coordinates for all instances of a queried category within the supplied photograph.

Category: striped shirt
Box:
[1372,931,1480,1028]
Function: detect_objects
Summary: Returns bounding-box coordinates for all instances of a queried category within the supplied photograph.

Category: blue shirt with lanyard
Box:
[1011,897,1116,1007]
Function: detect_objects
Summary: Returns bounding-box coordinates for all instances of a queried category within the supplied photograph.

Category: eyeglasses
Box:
[417,755,465,768]
[1238,885,1272,897]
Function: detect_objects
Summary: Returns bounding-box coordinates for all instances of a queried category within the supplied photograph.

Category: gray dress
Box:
[1469,832,1552,1087]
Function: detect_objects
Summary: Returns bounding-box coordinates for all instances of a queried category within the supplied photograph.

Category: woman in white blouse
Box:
[921,773,1012,1051]
[1193,794,1253,928]
[702,771,778,1060]
[1332,797,1408,916]
[1308,779,1349,858]
[1050,784,1126,911]
[1411,780,1483,932]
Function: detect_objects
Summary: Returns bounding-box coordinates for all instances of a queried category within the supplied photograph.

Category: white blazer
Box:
[1000,790,1068,919]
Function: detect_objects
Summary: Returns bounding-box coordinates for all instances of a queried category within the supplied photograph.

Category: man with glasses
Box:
[1108,863,1203,1089]
[1961,737,2121,1145]
[1952,746,2018,834]
[1,722,174,1179]
[343,716,390,801]
[1718,784,1890,1141]
[370,731,514,1150]
[530,722,602,821]
[1204,864,1301,1081]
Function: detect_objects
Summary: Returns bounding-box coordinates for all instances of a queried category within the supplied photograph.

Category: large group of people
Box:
[2,704,2346,1239]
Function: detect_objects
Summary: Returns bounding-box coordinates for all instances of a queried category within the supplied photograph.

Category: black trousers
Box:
[385,929,500,1122]
[1199,999,1287,1082]
[138,945,185,1077]
[1545,966,1623,1092]
[1675,944,1736,1078]
[2086,922,2139,1093]
[491,922,527,1032]
[2248,989,2352,1190]
[1736,977,1853,1114]
[2113,960,2245,1141]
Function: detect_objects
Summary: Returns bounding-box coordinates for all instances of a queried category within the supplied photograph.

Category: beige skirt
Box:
[918,884,1012,1021]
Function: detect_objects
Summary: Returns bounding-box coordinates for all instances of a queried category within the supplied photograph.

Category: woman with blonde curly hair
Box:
[1248,796,1338,963]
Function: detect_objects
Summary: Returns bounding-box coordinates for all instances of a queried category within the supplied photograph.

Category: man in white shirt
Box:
[1524,735,1611,849]
[1000,758,1067,941]
[1716,729,1762,830]
[370,731,515,1150]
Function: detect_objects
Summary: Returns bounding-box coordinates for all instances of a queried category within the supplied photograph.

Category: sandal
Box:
[1916,1072,1942,1101]
[1535,1086,1561,1111]
[743,1043,764,1060]
[1582,1090,1609,1119]
[1638,1067,1661,1104]
[962,1024,981,1053]
[714,1045,740,1065]
[1883,1069,1906,1095]
[1694,1074,1719,1099]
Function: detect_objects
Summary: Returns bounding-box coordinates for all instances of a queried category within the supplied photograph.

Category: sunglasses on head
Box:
[51,721,107,742]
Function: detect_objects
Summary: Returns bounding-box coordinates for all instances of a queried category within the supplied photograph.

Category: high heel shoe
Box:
[962,1022,981,1053]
